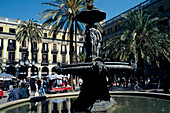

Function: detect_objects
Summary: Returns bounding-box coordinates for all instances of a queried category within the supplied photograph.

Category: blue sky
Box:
[0,0,146,22]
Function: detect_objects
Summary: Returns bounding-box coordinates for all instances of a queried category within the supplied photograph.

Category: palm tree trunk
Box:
[75,20,78,63]
[70,21,74,64]
[70,20,74,90]
[31,39,34,76]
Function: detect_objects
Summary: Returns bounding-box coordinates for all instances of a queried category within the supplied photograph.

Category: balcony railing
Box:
[52,49,58,54]
[19,47,28,52]
[41,60,49,66]
[41,49,49,53]
[6,60,17,65]
[7,46,16,51]
[33,48,39,52]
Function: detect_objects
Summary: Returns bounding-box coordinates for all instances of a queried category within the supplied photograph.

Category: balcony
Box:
[6,60,17,65]
[52,49,58,54]
[61,51,67,55]
[7,46,16,51]
[19,47,28,52]
[33,48,39,52]
[42,49,49,53]
[0,46,3,50]
[41,60,49,66]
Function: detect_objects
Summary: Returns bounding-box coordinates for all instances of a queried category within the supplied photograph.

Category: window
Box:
[62,55,66,63]
[53,44,57,51]
[158,5,165,13]
[0,50,2,57]
[33,53,37,63]
[8,52,15,61]
[168,19,170,29]
[43,43,48,51]
[62,35,65,40]
[108,28,112,34]
[33,42,37,50]
[22,53,27,61]
[44,33,47,37]
[0,38,3,48]
[9,28,16,34]
[115,25,120,31]
[53,33,56,38]
[103,41,106,46]
[22,41,26,47]
[79,46,83,53]
[61,45,66,53]
[42,54,48,61]
[8,39,16,48]
[53,54,57,63]
[103,31,105,35]
[0,27,3,32]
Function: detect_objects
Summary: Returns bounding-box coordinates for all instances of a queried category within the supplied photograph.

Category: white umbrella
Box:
[48,74,65,80]
[30,75,39,78]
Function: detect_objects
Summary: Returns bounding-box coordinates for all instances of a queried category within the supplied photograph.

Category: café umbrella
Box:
[0,72,16,79]
[48,74,65,80]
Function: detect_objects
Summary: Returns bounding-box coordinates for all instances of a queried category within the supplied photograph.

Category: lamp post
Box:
[20,59,30,80]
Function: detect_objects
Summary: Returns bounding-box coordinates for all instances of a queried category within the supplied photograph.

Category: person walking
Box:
[19,83,28,99]
[134,80,140,90]
[34,81,39,97]
[39,79,45,96]
[73,79,76,91]
[7,85,19,102]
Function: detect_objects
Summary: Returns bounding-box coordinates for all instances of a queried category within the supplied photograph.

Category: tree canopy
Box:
[103,9,170,67]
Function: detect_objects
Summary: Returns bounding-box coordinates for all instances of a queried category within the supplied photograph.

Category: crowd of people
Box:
[107,75,153,90]
[6,77,71,102]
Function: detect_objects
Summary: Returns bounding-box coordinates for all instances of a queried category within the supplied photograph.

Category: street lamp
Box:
[20,59,30,80]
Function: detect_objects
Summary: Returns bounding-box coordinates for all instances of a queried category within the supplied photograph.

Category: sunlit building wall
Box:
[0,17,84,79]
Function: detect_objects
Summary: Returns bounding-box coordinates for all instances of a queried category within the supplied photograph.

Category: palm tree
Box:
[38,0,95,64]
[16,18,43,63]
[103,9,170,78]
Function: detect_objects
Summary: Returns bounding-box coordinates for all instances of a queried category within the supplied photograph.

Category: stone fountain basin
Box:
[0,91,170,112]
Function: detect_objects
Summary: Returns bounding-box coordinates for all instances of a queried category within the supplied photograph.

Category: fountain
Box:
[54,2,133,112]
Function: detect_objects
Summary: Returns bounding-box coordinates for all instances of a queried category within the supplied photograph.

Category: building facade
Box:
[102,0,170,45]
[0,17,84,79]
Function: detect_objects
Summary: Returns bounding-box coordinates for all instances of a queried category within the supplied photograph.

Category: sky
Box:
[0,0,146,22]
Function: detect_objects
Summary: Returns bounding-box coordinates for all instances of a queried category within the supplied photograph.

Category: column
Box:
[77,45,79,55]
[16,41,20,62]
[39,67,41,79]
[49,66,52,75]
[28,42,31,60]
[168,18,170,30]
[3,38,8,63]
[58,43,61,62]
[39,43,42,63]
[49,42,52,63]
[67,45,70,64]
[28,68,31,78]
